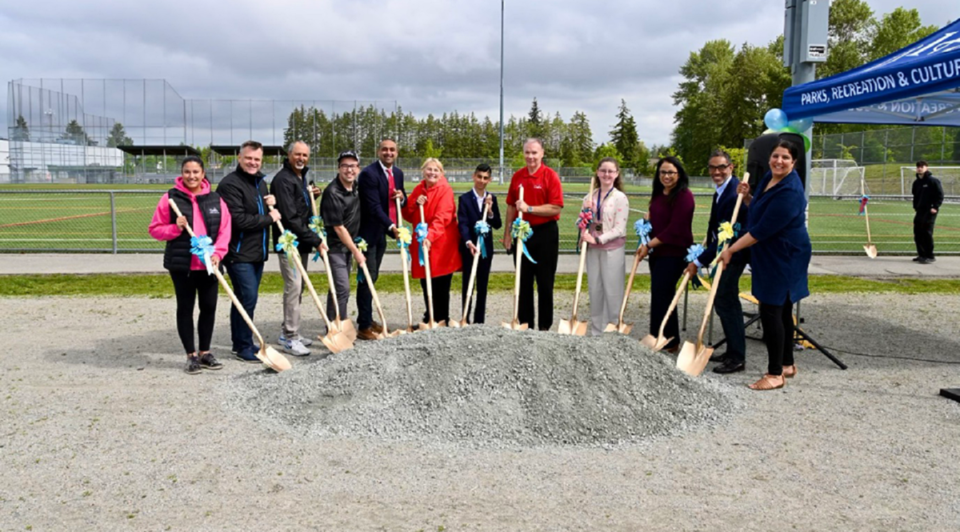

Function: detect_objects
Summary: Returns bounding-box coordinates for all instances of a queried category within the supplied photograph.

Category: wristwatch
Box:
[527,206,533,214]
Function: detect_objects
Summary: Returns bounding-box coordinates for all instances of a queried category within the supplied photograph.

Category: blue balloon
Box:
[789,117,813,132]
[764,108,789,131]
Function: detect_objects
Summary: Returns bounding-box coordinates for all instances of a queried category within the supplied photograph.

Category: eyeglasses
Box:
[707,164,730,171]
[659,170,678,177]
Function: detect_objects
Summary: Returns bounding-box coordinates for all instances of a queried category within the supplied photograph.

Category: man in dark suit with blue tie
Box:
[457,163,502,324]
[685,149,750,374]
[356,138,405,340]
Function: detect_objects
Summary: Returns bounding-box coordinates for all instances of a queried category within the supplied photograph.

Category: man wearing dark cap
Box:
[356,138,406,340]
[320,151,366,328]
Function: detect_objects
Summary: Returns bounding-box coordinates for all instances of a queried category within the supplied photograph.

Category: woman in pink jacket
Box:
[148,156,232,374]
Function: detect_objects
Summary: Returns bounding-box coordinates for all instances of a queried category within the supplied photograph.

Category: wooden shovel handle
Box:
[618,252,641,323]
[397,197,415,328]
[168,198,266,347]
[570,180,595,322]
[361,262,389,332]
[419,203,435,324]
[657,271,692,339]
[511,186,525,323]
[695,262,725,349]
[462,203,490,323]
[860,178,873,243]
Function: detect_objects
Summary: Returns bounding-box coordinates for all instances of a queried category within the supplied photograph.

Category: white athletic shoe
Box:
[280,337,311,357]
[279,333,313,347]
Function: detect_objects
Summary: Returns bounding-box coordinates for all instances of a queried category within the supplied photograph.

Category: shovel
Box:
[167,199,291,372]
[559,180,594,336]
[676,190,746,375]
[418,203,445,330]
[860,178,878,259]
[360,261,401,338]
[450,203,491,328]
[639,270,692,351]
[396,196,417,333]
[502,186,529,331]
[270,207,353,354]
[676,262,725,376]
[309,188,357,341]
[604,252,641,334]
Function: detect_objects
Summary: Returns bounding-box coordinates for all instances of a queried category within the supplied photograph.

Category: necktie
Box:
[386,167,398,226]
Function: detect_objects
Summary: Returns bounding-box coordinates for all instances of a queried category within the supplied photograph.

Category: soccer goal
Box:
[810,159,866,197]
[900,166,960,196]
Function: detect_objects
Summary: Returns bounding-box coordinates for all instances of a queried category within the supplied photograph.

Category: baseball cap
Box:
[337,150,360,165]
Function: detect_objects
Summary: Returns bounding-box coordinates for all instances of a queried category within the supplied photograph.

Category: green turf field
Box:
[0,182,956,254]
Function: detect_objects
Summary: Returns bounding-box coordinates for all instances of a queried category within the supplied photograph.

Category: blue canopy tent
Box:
[782,18,960,125]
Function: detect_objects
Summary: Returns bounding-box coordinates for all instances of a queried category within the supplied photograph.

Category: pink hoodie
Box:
[148,176,232,271]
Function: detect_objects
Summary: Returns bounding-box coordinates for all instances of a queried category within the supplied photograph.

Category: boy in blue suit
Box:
[457,163,502,324]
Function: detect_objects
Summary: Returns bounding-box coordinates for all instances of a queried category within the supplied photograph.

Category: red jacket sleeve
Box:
[427,185,455,242]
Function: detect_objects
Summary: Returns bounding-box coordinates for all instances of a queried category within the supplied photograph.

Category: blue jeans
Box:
[225,261,264,354]
[714,259,747,363]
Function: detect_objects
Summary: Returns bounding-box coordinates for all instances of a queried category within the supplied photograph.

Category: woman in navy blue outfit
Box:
[719,139,811,390]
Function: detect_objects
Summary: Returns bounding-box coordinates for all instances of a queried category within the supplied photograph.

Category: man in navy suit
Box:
[356,138,405,340]
[685,149,749,374]
[457,163,502,324]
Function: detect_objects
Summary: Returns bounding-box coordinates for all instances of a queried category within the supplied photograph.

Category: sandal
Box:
[748,374,785,391]
[782,365,798,379]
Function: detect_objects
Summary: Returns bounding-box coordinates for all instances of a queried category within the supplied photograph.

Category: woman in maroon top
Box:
[635,156,695,353]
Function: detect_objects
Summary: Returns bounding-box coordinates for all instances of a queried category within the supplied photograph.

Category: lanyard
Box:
[595,188,613,222]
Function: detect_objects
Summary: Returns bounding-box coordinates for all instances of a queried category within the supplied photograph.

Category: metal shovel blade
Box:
[335,319,358,342]
[260,345,292,372]
[642,333,673,350]
[318,330,353,354]
[864,244,877,259]
[448,318,464,328]
[557,318,573,335]
[501,319,528,331]
[572,320,588,336]
[605,321,633,335]
[677,341,712,377]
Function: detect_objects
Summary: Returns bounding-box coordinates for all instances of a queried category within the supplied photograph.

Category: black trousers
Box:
[420,274,453,324]
[169,270,219,355]
[759,296,795,376]
[648,254,686,350]
[514,220,559,331]
[913,213,937,259]
[460,251,493,324]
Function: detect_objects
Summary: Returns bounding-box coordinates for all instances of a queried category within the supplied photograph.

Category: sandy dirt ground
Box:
[2,291,959,531]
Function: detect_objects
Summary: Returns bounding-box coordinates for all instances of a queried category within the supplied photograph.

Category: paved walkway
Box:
[1,253,957,278]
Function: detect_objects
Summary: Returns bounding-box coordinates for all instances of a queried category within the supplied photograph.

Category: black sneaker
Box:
[199,353,223,370]
[912,256,922,262]
[919,257,933,264]
[185,356,202,375]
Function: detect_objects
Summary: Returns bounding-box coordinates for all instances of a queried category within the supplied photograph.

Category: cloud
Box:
[0,0,953,147]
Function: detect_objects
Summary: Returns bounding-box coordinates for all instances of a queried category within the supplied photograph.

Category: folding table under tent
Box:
[782,18,960,403]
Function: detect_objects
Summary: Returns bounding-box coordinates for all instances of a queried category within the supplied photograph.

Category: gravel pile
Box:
[227,327,738,447]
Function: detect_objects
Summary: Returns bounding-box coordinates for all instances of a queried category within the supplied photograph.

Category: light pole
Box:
[498,0,505,185]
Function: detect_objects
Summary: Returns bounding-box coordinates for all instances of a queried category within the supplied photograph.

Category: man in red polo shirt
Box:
[502,138,564,330]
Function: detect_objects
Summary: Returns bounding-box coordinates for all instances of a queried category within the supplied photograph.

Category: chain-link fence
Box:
[1,187,955,255]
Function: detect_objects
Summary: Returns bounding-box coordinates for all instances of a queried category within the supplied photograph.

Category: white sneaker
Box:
[280,337,311,356]
[279,333,313,347]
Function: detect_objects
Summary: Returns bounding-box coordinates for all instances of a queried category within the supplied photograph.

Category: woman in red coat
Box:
[402,158,461,325]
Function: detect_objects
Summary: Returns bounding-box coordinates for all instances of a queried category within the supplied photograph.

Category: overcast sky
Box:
[0,0,952,147]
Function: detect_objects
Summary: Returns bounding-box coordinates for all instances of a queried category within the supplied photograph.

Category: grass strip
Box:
[1,273,958,297]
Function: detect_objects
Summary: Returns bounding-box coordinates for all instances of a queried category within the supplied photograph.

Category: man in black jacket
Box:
[912,160,944,264]
[685,149,749,374]
[355,138,405,340]
[270,140,323,356]
[217,140,281,362]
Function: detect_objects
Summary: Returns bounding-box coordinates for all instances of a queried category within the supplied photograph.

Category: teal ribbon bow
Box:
[275,230,299,278]
[474,220,490,259]
[511,219,537,264]
[634,219,652,252]
[190,235,216,275]
[354,237,369,283]
[685,243,705,263]
[415,222,429,266]
[309,215,326,262]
